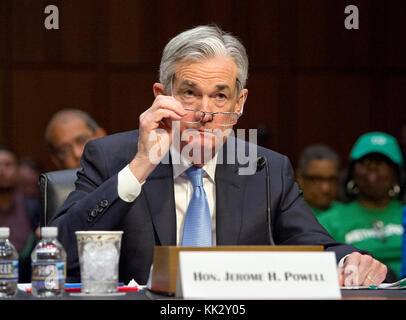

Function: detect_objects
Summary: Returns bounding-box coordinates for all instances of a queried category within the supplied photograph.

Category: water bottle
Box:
[31,227,66,297]
[0,227,19,298]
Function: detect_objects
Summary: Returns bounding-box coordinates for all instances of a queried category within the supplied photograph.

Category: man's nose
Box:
[200,97,215,123]
[320,181,332,192]
[200,95,211,112]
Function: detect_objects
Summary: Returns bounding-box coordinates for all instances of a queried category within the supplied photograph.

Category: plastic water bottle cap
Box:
[41,227,58,238]
[0,227,10,238]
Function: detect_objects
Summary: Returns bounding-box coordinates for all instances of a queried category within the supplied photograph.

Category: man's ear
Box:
[235,89,248,114]
[153,83,166,97]
[94,128,106,138]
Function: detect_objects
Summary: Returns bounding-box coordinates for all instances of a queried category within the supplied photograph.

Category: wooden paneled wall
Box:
[1,0,405,172]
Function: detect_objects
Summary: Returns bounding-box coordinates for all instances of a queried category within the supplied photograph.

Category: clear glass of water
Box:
[75,231,123,294]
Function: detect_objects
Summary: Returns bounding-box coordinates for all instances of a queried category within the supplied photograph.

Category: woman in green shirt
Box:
[319,132,404,281]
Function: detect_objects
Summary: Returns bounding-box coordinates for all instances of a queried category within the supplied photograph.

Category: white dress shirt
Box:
[117,147,218,246]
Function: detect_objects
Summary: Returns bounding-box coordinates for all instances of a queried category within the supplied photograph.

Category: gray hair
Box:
[299,144,340,172]
[159,25,249,94]
[45,109,101,149]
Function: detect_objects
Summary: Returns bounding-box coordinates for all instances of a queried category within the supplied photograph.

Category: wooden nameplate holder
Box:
[149,245,324,295]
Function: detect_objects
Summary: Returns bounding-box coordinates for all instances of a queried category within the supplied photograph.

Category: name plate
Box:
[176,251,341,299]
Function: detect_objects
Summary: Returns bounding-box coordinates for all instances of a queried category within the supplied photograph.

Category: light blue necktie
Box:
[181,166,212,247]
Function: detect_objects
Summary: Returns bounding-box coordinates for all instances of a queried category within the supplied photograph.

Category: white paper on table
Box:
[341,277,406,290]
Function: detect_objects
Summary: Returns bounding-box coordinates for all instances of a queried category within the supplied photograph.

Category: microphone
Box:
[256,156,275,245]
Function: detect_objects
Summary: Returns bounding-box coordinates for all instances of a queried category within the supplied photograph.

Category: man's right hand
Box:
[129,94,186,183]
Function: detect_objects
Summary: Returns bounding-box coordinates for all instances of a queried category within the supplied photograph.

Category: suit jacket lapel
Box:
[215,137,246,245]
[142,161,177,246]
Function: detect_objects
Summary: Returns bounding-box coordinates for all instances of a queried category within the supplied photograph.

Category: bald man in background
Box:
[45,109,106,170]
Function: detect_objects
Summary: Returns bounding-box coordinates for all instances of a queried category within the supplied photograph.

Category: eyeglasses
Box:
[170,75,244,127]
[53,134,92,161]
[302,174,339,185]
[181,108,239,127]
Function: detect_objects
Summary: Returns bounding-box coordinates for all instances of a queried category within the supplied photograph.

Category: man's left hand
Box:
[338,252,387,287]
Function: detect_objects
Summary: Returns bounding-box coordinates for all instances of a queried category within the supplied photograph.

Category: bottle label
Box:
[32,261,65,290]
[0,260,18,280]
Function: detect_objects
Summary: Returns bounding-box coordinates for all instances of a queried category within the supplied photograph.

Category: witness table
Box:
[9,287,406,300]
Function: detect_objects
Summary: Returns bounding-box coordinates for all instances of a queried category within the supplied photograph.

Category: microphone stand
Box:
[256,157,275,245]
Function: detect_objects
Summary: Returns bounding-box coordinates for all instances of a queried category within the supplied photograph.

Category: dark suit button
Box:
[90,209,98,217]
[100,200,108,208]
[87,216,93,222]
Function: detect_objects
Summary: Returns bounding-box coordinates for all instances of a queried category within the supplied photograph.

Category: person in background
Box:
[45,109,106,170]
[319,132,404,281]
[18,157,42,199]
[0,147,40,282]
[296,144,343,218]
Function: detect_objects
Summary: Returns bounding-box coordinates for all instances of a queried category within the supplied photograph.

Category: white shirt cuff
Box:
[338,254,350,268]
[117,164,144,202]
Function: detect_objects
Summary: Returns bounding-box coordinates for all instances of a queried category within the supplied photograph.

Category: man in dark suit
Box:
[50,25,387,287]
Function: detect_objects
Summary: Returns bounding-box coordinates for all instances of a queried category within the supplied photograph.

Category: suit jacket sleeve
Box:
[49,137,135,280]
